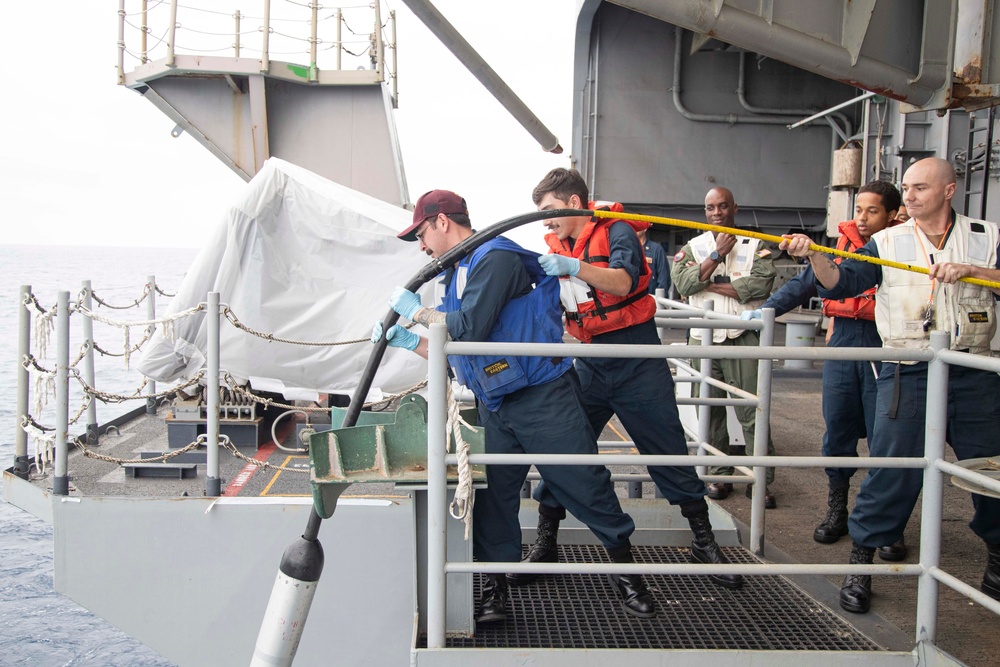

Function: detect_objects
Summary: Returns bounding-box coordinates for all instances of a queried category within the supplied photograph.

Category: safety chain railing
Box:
[221,372,427,411]
[86,282,151,309]
[14,283,429,496]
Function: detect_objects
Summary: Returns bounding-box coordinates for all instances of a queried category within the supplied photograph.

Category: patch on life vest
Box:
[968,311,990,323]
[673,250,686,262]
[756,248,772,258]
[483,359,511,376]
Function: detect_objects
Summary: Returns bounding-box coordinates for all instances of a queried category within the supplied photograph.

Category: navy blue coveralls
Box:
[763,266,881,486]
[440,238,635,564]
[818,237,1000,548]
[534,221,707,521]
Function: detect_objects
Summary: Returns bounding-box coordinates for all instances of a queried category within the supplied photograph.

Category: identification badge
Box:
[893,234,917,263]
[968,311,990,323]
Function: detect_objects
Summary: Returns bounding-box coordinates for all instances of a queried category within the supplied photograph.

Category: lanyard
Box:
[914,221,953,331]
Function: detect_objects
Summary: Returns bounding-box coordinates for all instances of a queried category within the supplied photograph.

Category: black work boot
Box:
[878,537,908,562]
[506,514,559,586]
[839,542,876,613]
[607,544,656,618]
[982,542,1000,600]
[813,482,850,544]
[476,574,509,624]
[682,499,744,589]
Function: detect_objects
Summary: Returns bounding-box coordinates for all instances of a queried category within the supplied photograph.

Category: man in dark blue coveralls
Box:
[780,158,1000,614]
[742,181,907,559]
[509,168,742,592]
[373,189,656,623]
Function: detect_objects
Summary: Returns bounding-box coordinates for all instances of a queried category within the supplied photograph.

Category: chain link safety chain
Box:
[593,209,1000,290]
[222,306,418,347]
[222,372,428,411]
[85,282,151,310]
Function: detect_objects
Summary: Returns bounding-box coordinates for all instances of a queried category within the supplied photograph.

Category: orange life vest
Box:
[821,220,878,321]
[544,201,657,342]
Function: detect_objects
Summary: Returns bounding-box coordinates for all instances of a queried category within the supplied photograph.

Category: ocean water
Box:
[0,245,198,666]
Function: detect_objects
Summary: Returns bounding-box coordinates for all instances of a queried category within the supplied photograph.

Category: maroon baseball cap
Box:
[398,189,469,241]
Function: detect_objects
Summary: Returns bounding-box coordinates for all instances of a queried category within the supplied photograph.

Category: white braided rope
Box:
[21,421,54,475]
[446,382,475,540]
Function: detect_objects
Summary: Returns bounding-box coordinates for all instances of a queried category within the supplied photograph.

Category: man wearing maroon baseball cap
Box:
[372,190,654,623]
[398,189,469,242]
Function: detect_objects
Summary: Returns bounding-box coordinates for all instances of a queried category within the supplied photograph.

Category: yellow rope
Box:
[592,209,1000,290]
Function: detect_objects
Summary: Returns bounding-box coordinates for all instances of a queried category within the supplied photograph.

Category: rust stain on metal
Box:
[959,55,983,84]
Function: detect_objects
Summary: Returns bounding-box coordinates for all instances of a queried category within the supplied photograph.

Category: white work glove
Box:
[538,254,581,277]
[740,309,763,321]
[371,321,420,351]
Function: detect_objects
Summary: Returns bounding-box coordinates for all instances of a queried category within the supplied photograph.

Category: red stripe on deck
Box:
[223,442,277,496]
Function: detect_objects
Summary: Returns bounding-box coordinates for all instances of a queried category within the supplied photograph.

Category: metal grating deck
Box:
[424,544,882,651]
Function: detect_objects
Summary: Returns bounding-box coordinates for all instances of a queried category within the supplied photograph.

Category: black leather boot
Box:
[506,514,559,586]
[476,574,509,624]
[813,482,850,544]
[682,499,744,589]
[839,542,875,613]
[878,537,907,562]
[607,545,656,618]
[982,542,1000,600]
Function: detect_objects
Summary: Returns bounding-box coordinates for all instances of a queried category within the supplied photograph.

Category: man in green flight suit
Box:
[670,186,779,507]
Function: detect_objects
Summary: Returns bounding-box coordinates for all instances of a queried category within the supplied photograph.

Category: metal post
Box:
[146,275,157,414]
[260,0,271,73]
[14,285,31,479]
[141,0,148,63]
[309,2,318,82]
[206,292,221,497]
[81,281,98,445]
[117,0,126,84]
[374,0,384,80]
[915,332,949,643]
[335,8,342,70]
[167,0,178,67]
[390,10,397,103]
[695,300,714,479]
[426,323,448,648]
[748,308,775,556]
[54,291,70,496]
[234,11,242,58]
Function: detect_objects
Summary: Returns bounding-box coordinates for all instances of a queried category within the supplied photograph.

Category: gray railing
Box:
[422,316,1000,654]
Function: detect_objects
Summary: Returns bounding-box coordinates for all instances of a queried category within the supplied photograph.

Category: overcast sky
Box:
[0,1,574,252]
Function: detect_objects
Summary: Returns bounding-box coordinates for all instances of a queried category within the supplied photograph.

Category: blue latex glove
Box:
[740,309,763,321]
[371,321,419,351]
[538,254,581,277]
[389,286,422,321]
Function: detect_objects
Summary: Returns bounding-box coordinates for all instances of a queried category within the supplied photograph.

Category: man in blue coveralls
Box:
[509,168,742,592]
[372,189,656,622]
[780,158,1000,614]
[742,181,907,559]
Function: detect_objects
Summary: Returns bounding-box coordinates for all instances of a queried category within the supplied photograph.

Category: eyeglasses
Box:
[414,218,437,243]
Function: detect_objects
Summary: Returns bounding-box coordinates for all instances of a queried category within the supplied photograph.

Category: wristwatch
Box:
[709,250,721,262]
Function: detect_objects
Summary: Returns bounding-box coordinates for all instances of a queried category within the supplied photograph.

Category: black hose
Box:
[301,207,588,540]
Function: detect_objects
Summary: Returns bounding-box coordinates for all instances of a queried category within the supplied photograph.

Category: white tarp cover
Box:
[137,158,431,400]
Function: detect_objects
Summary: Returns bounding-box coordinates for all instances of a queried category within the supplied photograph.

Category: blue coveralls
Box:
[440,238,635,563]
[534,222,706,520]
[818,239,1000,548]
[764,266,881,485]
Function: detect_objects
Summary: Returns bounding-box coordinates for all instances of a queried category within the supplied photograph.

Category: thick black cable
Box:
[301,207,587,540]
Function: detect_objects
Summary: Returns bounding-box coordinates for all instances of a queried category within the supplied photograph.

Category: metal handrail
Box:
[425,317,1000,651]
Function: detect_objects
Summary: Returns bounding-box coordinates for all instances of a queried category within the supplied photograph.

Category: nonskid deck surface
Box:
[422,544,882,651]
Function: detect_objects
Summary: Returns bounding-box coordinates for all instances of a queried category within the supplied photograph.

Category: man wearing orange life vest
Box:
[508,168,743,593]
[671,187,778,507]
[741,181,903,559]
